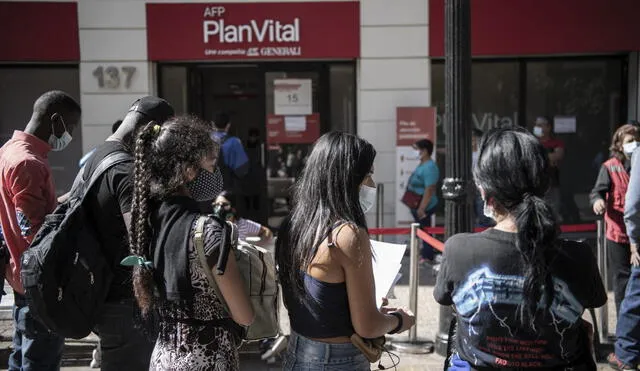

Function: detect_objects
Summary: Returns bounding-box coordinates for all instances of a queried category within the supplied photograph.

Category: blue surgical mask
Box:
[48,117,72,151]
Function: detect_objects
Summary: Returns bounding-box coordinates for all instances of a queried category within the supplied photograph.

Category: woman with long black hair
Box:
[127,116,254,370]
[435,127,607,370]
[276,132,415,370]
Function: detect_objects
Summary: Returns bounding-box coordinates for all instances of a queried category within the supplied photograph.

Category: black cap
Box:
[128,96,174,124]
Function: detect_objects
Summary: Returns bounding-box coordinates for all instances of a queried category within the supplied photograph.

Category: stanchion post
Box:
[376,184,384,242]
[390,223,434,354]
[408,223,419,342]
[596,219,609,343]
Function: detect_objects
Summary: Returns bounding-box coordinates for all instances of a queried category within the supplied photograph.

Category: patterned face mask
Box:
[187,167,223,202]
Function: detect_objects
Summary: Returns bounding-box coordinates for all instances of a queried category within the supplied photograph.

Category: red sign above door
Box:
[146,2,360,61]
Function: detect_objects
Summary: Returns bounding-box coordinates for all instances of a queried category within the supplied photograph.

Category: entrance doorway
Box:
[158,62,356,228]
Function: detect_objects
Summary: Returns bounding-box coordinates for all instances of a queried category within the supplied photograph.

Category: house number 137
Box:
[92,66,137,89]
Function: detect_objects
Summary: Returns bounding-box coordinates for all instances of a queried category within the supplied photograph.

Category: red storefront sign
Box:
[430,0,640,56]
[146,2,360,61]
[267,114,320,145]
[0,2,79,61]
[396,107,437,147]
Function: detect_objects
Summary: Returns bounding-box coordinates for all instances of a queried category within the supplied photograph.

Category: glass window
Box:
[526,59,623,223]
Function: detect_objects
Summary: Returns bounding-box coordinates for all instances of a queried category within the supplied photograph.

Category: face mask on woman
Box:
[187,167,223,202]
[359,185,377,213]
[623,141,639,155]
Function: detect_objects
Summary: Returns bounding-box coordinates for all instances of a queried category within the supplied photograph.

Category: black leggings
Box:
[608,239,631,316]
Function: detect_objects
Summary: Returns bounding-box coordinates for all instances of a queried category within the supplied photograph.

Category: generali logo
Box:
[203,6,301,44]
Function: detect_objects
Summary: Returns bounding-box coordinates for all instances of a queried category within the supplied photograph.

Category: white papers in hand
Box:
[370,240,406,308]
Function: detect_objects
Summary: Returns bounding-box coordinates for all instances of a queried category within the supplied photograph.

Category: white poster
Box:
[395,146,421,226]
[553,116,577,134]
[274,79,312,115]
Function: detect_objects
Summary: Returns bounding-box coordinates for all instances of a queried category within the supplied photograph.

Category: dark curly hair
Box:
[130,115,217,316]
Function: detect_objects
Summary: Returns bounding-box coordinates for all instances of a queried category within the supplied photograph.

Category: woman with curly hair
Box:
[126,116,254,370]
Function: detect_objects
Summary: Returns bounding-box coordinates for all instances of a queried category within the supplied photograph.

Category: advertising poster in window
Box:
[396,107,437,226]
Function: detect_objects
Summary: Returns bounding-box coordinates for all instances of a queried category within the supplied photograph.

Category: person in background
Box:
[435,127,606,370]
[533,116,564,220]
[213,190,273,241]
[472,127,494,228]
[0,91,81,371]
[277,132,415,371]
[79,120,122,168]
[609,135,640,370]
[211,112,249,194]
[590,124,639,317]
[407,139,440,264]
[82,97,174,371]
[127,116,254,370]
[241,128,264,221]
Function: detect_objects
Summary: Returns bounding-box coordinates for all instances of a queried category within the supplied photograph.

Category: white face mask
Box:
[483,200,495,220]
[623,141,639,155]
[533,126,544,138]
[359,185,377,213]
[48,117,73,152]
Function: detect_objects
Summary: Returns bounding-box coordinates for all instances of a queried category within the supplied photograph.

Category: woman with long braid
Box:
[126,116,253,370]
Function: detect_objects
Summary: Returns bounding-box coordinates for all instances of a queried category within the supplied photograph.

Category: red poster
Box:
[0,2,79,61]
[146,2,360,61]
[396,107,437,146]
[267,114,320,144]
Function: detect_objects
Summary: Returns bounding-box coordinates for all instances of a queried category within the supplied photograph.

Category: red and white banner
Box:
[146,2,360,61]
[266,113,320,145]
[395,107,437,226]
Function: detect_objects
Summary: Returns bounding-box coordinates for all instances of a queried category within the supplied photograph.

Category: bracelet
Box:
[388,312,403,334]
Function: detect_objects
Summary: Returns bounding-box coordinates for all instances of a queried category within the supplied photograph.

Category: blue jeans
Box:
[283,332,369,371]
[8,293,64,371]
[615,266,640,365]
[410,206,438,260]
[93,299,154,371]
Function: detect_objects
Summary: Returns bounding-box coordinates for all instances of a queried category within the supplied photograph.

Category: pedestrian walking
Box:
[83,96,174,371]
[0,91,81,371]
[608,129,640,370]
[276,132,415,371]
[127,116,254,371]
[590,124,639,316]
[435,127,606,370]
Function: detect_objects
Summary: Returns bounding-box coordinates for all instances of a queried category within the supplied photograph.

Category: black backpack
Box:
[21,151,132,339]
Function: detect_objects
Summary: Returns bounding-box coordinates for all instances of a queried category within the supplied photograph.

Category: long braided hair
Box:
[130,116,216,317]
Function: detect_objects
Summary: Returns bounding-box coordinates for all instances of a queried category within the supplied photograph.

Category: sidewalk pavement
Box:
[0,254,620,371]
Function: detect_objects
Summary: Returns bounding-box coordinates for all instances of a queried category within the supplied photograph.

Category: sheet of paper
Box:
[371,240,406,308]
[553,116,576,133]
[284,116,307,132]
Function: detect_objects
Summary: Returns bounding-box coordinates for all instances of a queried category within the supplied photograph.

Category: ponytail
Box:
[513,193,559,326]
[130,122,158,316]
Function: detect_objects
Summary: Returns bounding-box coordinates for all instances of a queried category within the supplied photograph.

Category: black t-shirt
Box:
[434,229,606,369]
[83,140,133,301]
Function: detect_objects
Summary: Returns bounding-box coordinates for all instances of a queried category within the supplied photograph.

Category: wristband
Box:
[388,312,403,334]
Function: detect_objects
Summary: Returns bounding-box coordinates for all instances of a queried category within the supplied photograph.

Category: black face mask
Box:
[186,167,223,202]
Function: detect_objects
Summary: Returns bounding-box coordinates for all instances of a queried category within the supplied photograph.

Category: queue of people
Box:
[0,90,630,371]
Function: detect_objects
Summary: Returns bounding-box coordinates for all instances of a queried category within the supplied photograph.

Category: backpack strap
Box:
[194,216,231,314]
[70,151,133,200]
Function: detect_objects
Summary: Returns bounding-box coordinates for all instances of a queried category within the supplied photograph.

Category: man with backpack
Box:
[211,112,249,194]
[80,96,174,371]
[0,91,81,371]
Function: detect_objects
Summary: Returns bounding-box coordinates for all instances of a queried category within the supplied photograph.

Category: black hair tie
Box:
[523,193,535,202]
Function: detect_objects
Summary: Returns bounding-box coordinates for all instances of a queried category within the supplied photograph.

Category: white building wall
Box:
[76,0,431,226]
[359,0,430,227]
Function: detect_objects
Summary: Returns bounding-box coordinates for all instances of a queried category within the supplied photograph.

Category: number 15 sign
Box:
[273,79,312,115]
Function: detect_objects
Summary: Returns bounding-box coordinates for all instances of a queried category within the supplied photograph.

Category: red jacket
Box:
[604,157,630,243]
